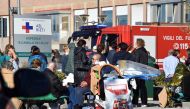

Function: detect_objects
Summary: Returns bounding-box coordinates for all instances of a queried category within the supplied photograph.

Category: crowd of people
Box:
[0,37,190,108]
[57,38,151,108]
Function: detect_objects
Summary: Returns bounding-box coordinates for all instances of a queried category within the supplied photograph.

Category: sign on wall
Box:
[14,15,52,57]
[14,18,52,35]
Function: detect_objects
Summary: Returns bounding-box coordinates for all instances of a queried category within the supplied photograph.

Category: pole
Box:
[8,0,11,44]
[97,0,100,24]
[17,0,21,15]
[1,17,3,50]
[0,18,2,37]
[12,15,14,46]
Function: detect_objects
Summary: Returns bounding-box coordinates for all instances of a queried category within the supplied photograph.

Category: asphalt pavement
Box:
[49,100,190,109]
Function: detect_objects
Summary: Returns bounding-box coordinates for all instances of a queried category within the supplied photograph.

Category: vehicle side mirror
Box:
[13,68,51,97]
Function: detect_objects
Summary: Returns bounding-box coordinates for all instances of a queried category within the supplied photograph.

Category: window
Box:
[151,5,164,22]
[131,4,143,25]
[151,3,181,23]
[74,16,83,31]
[60,15,70,44]
[88,8,98,25]
[173,3,181,23]
[62,16,69,31]
[117,15,128,25]
[186,1,190,22]
[165,3,180,23]
[158,4,166,22]
[74,10,85,31]
[0,18,3,37]
[151,5,157,22]
[147,4,151,22]
[0,16,8,37]
[116,6,128,25]
[166,4,173,22]
[186,13,190,22]
[102,7,113,27]
[52,15,59,33]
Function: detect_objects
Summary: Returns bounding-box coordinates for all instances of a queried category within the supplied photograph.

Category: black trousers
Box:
[132,78,147,105]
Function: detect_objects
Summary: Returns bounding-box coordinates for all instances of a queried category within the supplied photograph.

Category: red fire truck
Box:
[71,24,190,67]
[97,25,190,66]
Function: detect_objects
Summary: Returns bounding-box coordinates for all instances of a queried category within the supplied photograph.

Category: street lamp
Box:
[98,14,107,24]
[79,14,107,25]
[79,14,89,25]
[8,0,11,44]
[8,0,19,44]
[11,7,19,14]
[97,0,100,24]
[79,0,107,25]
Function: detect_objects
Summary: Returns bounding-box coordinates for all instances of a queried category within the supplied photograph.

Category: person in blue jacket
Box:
[28,46,47,72]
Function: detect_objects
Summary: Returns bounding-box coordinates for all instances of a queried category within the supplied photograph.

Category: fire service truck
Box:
[71,24,190,66]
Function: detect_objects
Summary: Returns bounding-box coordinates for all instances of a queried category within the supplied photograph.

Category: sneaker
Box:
[141,104,147,107]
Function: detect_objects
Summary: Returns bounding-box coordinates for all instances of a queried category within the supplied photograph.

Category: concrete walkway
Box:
[45,100,190,109]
